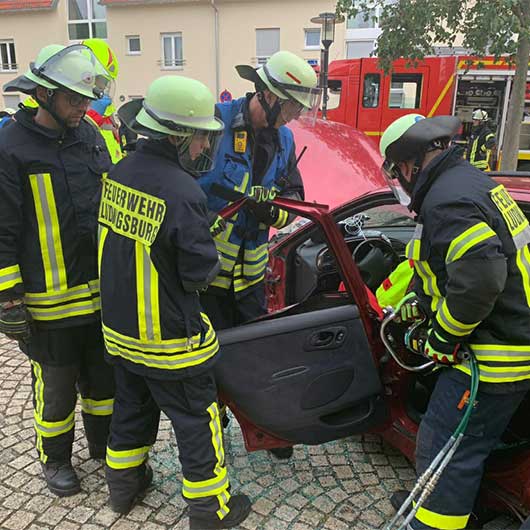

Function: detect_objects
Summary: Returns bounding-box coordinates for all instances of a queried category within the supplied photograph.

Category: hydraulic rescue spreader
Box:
[380,293,480,530]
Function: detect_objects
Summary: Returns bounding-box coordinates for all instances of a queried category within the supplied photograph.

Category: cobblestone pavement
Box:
[0,337,520,530]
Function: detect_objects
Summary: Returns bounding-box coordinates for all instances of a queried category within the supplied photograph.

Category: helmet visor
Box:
[178,128,224,176]
[34,44,112,100]
[382,160,410,207]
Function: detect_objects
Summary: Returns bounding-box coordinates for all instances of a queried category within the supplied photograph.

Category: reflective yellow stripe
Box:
[214,236,240,257]
[182,467,230,499]
[207,402,226,474]
[25,282,99,306]
[34,409,75,438]
[436,299,480,337]
[445,222,497,264]
[234,274,264,292]
[415,504,469,530]
[405,224,422,260]
[244,244,268,262]
[106,445,150,470]
[29,298,100,321]
[98,226,109,278]
[135,243,161,342]
[216,489,231,520]
[469,137,480,165]
[80,398,114,416]
[414,260,442,313]
[29,173,67,292]
[0,264,22,291]
[516,245,530,306]
[272,208,289,229]
[31,360,47,463]
[210,275,232,290]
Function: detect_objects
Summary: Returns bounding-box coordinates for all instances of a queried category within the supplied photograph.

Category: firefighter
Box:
[198,50,320,330]
[98,75,252,527]
[0,107,15,128]
[81,38,123,164]
[0,44,114,496]
[466,108,496,171]
[380,113,530,530]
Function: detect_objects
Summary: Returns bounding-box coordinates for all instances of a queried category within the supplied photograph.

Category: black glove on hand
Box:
[207,211,227,237]
[0,301,33,342]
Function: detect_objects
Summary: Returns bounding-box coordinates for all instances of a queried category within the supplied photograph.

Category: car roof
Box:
[289,119,387,209]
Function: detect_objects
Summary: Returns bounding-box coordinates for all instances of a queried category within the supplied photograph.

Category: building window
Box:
[389,73,423,109]
[161,33,183,69]
[347,10,377,29]
[126,35,141,55]
[363,73,380,108]
[304,28,321,50]
[68,0,107,40]
[256,28,280,65]
[346,40,375,58]
[0,40,17,72]
[3,94,20,109]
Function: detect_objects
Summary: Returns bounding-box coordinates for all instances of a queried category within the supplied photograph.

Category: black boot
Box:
[88,443,106,460]
[189,494,251,529]
[41,462,81,497]
[390,489,410,513]
[108,463,153,515]
[269,447,293,460]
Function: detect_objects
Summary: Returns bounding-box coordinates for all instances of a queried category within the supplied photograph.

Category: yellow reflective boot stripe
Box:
[216,489,231,520]
[98,226,109,278]
[414,504,469,530]
[182,467,229,499]
[0,264,22,291]
[135,242,162,342]
[80,397,114,416]
[436,300,480,337]
[516,245,530,306]
[414,260,442,313]
[106,445,150,470]
[29,173,67,292]
[31,360,47,463]
[445,222,497,264]
[272,208,289,229]
[34,409,75,438]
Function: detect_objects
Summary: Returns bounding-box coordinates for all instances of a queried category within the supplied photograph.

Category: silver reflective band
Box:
[513,227,530,250]
[445,224,496,264]
[183,475,229,496]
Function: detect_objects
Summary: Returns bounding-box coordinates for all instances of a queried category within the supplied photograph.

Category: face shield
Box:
[33,44,113,100]
[177,128,224,176]
[382,159,411,207]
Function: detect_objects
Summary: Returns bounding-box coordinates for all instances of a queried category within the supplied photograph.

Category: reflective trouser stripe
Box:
[136,242,161,342]
[182,469,230,499]
[435,299,480,337]
[414,504,470,530]
[29,173,67,292]
[106,445,150,470]
[80,398,114,416]
[445,222,497,264]
[0,264,22,291]
[414,260,442,313]
[31,360,47,463]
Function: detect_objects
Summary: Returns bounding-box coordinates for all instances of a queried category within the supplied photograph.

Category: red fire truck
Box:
[326,56,530,169]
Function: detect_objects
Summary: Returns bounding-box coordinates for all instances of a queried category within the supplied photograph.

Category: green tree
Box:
[336,0,530,171]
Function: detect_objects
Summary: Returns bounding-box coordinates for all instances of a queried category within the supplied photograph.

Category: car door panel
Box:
[215,304,388,445]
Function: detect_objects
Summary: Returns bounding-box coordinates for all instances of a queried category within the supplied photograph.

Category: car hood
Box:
[289,118,388,209]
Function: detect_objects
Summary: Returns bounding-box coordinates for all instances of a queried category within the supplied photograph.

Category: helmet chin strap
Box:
[257,91,282,128]
[35,89,69,130]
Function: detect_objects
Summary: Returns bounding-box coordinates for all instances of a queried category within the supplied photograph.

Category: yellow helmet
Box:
[81,38,119,80]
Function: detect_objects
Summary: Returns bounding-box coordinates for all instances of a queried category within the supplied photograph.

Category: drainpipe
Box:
[211,0,220,98]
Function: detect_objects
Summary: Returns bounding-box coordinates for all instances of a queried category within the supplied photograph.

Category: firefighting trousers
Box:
[20,323,115,464]
[106,364,232,519]
[200,284,266,331]
[411,369,526,530]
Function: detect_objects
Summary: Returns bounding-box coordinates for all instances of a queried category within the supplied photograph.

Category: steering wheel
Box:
[352,236,400,291]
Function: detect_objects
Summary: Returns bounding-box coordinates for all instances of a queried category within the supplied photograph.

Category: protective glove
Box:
[209,215,226,237]
[0,300,33,343]
[395,293,422,323]
[424,329,461,365]
[248,186,277,203]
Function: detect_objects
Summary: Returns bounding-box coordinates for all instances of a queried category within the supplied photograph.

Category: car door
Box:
[214,197,389,451]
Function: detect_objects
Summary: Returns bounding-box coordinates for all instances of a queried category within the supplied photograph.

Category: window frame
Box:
[126,35,141,55]
[0,40,18,72]
[67,0,107,40]
[389,73,423,109]
[160,32,184,70]
[304,28,321,50]
[362,73,380,108]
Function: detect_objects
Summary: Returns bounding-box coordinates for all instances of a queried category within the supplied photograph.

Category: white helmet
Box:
[472,109,488,122]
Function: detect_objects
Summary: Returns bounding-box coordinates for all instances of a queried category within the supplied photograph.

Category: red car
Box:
[214,118,530,523]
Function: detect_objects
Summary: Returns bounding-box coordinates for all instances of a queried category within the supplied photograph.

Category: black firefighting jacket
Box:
[98,139,221,380]
[407,146,530,384]
[466,124,496,170]
[0,108,110,328]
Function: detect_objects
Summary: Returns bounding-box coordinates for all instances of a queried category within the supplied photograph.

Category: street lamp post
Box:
[311,12,342,120]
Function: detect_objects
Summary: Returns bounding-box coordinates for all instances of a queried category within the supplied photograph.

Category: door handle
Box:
[307,327,347,351]
[311,331,334,347]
